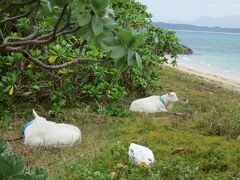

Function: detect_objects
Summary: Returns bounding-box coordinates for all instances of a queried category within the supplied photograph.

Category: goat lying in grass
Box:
[23,110,81,147]
[128,143,154,166]
[130,92,179,113]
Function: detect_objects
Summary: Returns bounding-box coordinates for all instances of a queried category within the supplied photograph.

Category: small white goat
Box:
[23,110,81,147]
[130,92,179,113]
[128,143,154,166]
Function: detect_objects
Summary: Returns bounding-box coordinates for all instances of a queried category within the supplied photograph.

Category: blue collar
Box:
[160,96,165,106]
[22,120,33,134]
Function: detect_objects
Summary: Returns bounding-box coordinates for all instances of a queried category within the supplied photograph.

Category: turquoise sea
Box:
[176,30,240,81]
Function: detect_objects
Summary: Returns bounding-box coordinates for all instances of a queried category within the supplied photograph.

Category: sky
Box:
[136,0,240,23]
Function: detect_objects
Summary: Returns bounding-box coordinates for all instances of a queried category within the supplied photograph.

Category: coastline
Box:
[172,64,240,92]
[174,29,240,35]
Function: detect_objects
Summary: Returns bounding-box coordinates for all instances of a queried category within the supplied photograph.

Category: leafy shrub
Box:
[0,139,48,179]
[112,0,183,95]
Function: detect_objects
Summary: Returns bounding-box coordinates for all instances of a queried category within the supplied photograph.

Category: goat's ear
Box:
[33,109,39,118]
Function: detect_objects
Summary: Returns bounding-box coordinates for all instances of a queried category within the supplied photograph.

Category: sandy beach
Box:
[173,64,240,92]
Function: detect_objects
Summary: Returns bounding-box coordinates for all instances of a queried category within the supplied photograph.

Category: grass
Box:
[1,67,240,179]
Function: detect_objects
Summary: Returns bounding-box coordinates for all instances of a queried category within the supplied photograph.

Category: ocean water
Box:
[176,30,240,82]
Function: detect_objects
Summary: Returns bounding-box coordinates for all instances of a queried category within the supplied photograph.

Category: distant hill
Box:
[189,15,240,28]
[153,22,240,34]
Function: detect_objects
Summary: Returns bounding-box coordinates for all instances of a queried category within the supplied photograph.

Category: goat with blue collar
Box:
[23,110,81,147]
[130,92,179,113]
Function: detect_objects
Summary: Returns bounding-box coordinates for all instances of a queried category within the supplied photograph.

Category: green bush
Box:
[112,0,183,94]
[0,0,182,113]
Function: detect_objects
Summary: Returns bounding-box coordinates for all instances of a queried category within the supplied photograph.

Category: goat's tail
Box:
[33,109,39,118]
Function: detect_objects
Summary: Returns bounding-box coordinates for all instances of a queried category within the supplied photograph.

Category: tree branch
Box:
[0,0,36,14]
[0,12,31,25]
[0,26,80,50]
[52,3,68,37]
[6,31,40,42]
[6,47,112,70]
[0,1,86,70]
[0,3,79,51]
[0,29,4,41]
[12,0,37,6]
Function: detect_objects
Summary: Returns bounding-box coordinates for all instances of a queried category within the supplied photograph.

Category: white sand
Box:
[171,64,240,92]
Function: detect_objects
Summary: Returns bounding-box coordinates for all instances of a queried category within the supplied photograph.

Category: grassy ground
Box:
[1,67,240,179]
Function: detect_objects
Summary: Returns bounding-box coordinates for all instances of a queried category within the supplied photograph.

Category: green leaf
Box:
[107,8,115,17]
[72,0,85,14]
[9,155,24,176]
[38,1,52,17]
[58,69,68,74]
[71,1,86,18]
[118,30,132,46]
[129,34,144,48]
[8,86,14,96]
[135,52,142,67]
[116,58,127,72]
[78,11,92,26]
[23,92,32,96]
[93,36,104,48]
[0,154,24,177]
[0,140,11,155]
[34,167,48,179]
[77,24,94,40]
[102,17,117,29]
[48,56,58,64]
[32,85,40,90]
[127,49,135,65]
[0,139,48,179]
[92,15,103,36]
[27,64,34,69]
[110,46,127,59]
[103,37,119,46]
[91,0,110,11]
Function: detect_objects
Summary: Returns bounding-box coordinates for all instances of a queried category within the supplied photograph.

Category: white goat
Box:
[23,110,81,147]
[128,143,154,166]
[130,92,179,113]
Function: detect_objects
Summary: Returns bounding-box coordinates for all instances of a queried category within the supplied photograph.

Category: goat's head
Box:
[33,109,47,122]
[167,92,179,102]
